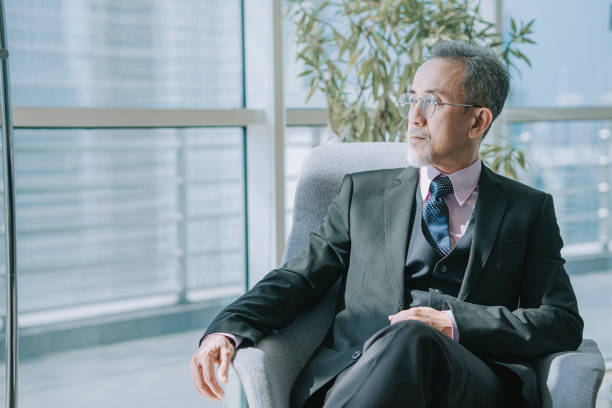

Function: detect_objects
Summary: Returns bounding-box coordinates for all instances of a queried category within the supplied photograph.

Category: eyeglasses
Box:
[398,93,481,119]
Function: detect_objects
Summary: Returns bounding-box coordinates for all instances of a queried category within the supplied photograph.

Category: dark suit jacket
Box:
[203,164,583,408]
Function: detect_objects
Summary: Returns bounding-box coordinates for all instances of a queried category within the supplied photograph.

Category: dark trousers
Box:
[308,320,524,408]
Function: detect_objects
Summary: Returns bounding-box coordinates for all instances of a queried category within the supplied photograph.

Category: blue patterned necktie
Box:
[424,175,454,256]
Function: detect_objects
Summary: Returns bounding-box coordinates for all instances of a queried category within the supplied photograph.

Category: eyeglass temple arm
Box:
[438,102,481,108]
[396,101,480,108]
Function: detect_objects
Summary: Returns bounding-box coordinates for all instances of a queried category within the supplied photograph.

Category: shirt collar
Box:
[418,159,481,206]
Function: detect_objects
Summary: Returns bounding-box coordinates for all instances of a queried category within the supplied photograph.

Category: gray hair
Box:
[430,41,510,137]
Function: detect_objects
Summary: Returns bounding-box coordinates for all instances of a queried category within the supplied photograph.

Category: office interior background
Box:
[0,0,610,406]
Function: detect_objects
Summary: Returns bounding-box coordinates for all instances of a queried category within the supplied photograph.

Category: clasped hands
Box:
[388,306,453,338]
[191,306,452,400]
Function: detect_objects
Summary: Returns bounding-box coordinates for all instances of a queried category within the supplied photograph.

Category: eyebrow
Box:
[409,88,448,97]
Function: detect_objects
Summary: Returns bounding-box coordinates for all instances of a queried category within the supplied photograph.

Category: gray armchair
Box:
[231,142,605,408]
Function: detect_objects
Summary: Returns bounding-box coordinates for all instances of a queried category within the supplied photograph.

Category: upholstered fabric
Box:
[231,142,605,408]
[537,339,605,408]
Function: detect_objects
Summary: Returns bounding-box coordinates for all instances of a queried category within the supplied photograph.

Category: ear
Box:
[468,107,493,140]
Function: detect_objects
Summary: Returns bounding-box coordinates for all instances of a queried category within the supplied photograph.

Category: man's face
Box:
[406,58,475,170]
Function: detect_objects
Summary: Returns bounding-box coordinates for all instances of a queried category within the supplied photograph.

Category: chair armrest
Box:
[536,339,605,408]
[232,285,339,408]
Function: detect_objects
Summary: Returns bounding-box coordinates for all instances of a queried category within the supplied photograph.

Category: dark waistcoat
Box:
[404,185,475,308]
[292,183,478,407]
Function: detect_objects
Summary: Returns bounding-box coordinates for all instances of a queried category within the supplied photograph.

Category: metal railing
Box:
[0,127,248,324]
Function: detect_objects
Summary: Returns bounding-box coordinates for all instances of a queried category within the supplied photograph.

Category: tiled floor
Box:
[570,272,612,360]
[0,328,608,407]
[15,330,241,408]
[597,370,612,408]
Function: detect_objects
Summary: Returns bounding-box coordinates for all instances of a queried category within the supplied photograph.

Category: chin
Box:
[406,145,432,168]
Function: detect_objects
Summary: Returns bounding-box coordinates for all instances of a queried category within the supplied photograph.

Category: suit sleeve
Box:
[200,174,353,347]
[446,193,584,358]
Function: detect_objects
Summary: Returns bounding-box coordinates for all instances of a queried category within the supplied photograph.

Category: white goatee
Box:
[405,128,433,167]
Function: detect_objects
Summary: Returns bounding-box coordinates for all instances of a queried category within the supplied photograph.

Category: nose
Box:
[409,100,426,127]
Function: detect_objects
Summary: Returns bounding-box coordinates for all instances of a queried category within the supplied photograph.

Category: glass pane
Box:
[15,127,245,407]
[505,120,612,362]
[283,9,328,108]
[503,0,612,107]
[6,0,243,108]
[284,126,336,238]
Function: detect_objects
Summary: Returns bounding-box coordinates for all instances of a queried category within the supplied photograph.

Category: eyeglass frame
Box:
[398,92,483,119]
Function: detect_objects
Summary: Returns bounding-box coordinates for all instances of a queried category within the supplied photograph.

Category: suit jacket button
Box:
[352,351,361,360]
[440,265,448,273]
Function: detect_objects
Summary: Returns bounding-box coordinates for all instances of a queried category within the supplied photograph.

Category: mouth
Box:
[408,128,428,140]
[409,134,426,144]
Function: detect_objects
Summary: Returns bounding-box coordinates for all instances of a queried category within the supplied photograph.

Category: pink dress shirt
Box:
[420,159,481,341]
[204,159,482,347]
[419,159,481,248]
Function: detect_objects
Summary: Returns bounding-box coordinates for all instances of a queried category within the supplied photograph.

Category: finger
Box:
[389,310,404,318]
[389,315,402,324]
[218,348,233,384]
[411,307,434,315]
[191,359,217,400]
[204,355,225,399]
[389,311,407,324]
[389,310,410,320]
[191,359,206,395]
[391,313,422,325]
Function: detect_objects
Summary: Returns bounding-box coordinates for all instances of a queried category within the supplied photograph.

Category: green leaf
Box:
[347,52,360,68]
[317,0,331,12]
[298,70,314,77]
[356,112,366,134]
[398,64,412,94]
[306,78,320,102]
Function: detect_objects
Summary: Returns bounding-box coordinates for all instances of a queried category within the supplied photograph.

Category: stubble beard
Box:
[406,128,433,168]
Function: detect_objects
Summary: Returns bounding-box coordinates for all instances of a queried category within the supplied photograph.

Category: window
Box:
[1,1,247,407]
[503,1,612,368]
[7,0,243,108]
[502,0,612,107]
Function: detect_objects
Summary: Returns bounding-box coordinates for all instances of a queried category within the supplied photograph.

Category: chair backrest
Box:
[240,142,411,408]
[282,142,410,264]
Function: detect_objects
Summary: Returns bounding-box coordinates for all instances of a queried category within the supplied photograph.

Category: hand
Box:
[388,307,452,338]
[191,334,235,400]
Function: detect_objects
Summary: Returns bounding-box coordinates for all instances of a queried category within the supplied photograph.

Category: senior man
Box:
[191,41,583,408]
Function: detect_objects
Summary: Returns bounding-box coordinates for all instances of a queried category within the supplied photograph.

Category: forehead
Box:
[411,58,465,97]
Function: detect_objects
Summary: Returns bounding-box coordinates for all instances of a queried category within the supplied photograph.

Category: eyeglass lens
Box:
[398,93,436,119]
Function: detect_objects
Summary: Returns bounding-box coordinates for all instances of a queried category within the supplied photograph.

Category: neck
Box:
[430,155,479,174]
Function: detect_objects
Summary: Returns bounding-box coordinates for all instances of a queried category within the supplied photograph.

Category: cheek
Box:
[429,123,457,151]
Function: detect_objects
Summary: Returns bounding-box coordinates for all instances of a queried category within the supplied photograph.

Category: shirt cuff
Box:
[441,310,459,342]
[200,333,243,348]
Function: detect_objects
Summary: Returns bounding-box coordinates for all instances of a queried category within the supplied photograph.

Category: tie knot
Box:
[430,176,453,199]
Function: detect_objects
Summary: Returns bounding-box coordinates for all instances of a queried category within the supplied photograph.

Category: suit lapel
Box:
[384,166,418,310]
[458,165,508,300]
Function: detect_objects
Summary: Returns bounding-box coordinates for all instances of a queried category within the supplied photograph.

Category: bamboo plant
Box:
[287,0,535,178]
